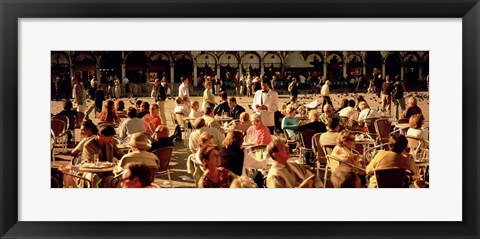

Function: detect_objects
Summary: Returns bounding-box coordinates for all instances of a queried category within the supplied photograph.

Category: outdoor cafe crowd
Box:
[51,75,429,189]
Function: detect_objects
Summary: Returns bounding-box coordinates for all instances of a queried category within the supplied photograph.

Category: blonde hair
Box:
[239,112,250,123]
[198,132,214,148]
[308,110,319,121]
[336,130,354,146]
[191,100,199,107]
[251,113,262,123]
[358,101,369,111]
[286,105,296,115]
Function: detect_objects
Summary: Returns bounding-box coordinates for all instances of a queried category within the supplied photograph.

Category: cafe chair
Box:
[363,117,379,139]
[63,171,93,188]
[374,119,391,144]
[170,112,189,146]
[283,129,299,155]
[406,136,429,162]
[311,133,327,179]
[51,176,60,188]
[51,119,68,154]
[326,155,366,174]
[298,129,317,165]
[362,143,388,163]
[320,143,336,188]
[368,167,412,188]
[153,146,174,188]
[187,154,204,187]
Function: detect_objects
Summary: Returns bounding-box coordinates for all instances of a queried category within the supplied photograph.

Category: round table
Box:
[214,117,233,122]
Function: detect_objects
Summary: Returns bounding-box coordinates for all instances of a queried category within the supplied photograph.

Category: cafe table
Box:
[70,162,117,188]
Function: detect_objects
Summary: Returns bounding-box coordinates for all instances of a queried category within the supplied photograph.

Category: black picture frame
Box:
[1,0,478,238]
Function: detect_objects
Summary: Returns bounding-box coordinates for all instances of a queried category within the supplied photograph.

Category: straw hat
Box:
[126,132,151,150]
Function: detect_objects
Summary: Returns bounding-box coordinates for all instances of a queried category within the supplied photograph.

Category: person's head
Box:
[272,75,277,80]
[80,121,98,138]
[336,130,356,148]
[154,78,161,86]
[388,133,408,154]
[331,166,361,188]
[135,100,143,109]
[193,117,206,129]
[409,114,425,129]
[149,103,159,115]
[199,145,220,169]
[115,100,125,112]
[239,112,250,124]
[230,175,258,188]
[98,125,116,145]
[340,99,349,108]
[308,110,319,122]
[292,77,297,82]
[222,130,244,148]
[395,75,400,82]
[71,76,79,84]
[126,132,151,151]
[327,117,340,131]
[358,101,369,111]
[356,95,365,104]
[127,107,137,118]
[228,97,237,108]
[140,101,150,112]
[191,100,200,111]
[408,96,418,107]
[153,125,169,141]
[251,113,263,127]
[182,77,189,85]
[386,75,391,82]
[104,100,115,112]
[198,131,215,148]
[348,99,356,108]
[121,162,152,188]
[323,104,333,117]
[266,139,290,165]
[219,91,228,101]
[205,106,214,117]
[285,105,296,117]
[63,100,73,111]
[205,80,213,90]
[261,80,271,91]
[175,96,183,105]
[325,80,331,85]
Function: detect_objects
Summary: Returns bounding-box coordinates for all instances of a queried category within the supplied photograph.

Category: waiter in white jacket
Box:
[252,79,278,134]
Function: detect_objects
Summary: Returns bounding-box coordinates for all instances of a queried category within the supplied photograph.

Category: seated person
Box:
[330,130,364,172]
[137,101,150,119]
[117,132,159,169]
[118,107,146,140]
[297,109,327,133]
[401,96,423,119]
[338,99,358,120]
[219,130,267,176]
[366,133,418,188]
[357,101,380,125]
[55,100,78,118]
[406,113,428,141]
[121,162,155,188]
[228,97,246,120]
[331,165,362,188]
[148,125,174,152]
[232,112,252,134]
[319,104,336,125]
[82,125,124,163]
[265,139,323,188]
[99,100,121,125]
[198,145,237,188]
[174,96,191,116]
[188,118,225,154]
[143,103,162,135]
[71,121,98,158]
[189,100,203,118]
[115,100,126,117]
[230,175,258,188]
[213,91,230,116]
[320,117,341,146]
[245,113,272,145]
[201,105,223,133]
[281,105,300,141]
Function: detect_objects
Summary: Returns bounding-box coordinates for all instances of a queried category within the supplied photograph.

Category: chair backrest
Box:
[170,112,179,125]
[372,167,411,188]
[312,133,326,164]
[406,136,428,162]
[52,115,70,131]
[363,117,379,137]
[175,113,186,128]
[299,129,317,149]
[76,112,85,128]
[64,115,76,131]
[148,166,158,183]
[51,119,66,136]
[374,119,391,143]
[397,118,409,124]
[153,146,174,172]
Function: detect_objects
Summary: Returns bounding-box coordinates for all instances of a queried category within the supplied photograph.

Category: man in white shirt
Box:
[118,107,147,140]
[178,77,190,99]
[188,118,225,154]
[252,79,278,134]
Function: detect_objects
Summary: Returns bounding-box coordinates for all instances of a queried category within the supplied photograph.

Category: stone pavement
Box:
[51,90,429,188]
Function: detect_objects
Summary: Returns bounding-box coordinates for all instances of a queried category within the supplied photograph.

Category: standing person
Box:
[245,72,252,97]
[288,77,298,98]
[178,77,190,99]
[320,80,332,111]
[380,75,394,115]
[252,79,279,134]
[154,78,167,126]
[107,76,115,99]
[374,73,383,98]
[122,76,129,98]
[392,75,407,120]
[114,75,121,99]
[213,75,221,95]
[270,75,277,91]
[202,80,216,111]
[72,76,85,112]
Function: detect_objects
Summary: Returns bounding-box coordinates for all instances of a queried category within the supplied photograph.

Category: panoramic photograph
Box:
[50,51,429,189]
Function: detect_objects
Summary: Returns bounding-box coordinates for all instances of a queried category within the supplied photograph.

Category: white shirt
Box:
[252,89,279,127]
[178,82,189,98]
[321,84,330,96]
[174,104,190,116]
[189,109,203,118]
[339,106,355,119]
[357,108,380,122]
[118,118,147,140]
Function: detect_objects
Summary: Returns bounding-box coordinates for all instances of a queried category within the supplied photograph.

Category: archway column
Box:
[95,64,100,82]
[193,63,198,87]
[343,63,347,78]
[121,63,126,80]
[381,63,386,79]
[419,65,423,80]
[145,63,151,83]
[216,65,221,79]
[400,64,404,81]
[323,62,327,80]
[170,63,175,84]
[363,64,367,76]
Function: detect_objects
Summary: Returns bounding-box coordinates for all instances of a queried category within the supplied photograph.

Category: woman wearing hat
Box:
[117,132,159,169]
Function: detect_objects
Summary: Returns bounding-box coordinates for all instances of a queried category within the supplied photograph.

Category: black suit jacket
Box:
[229,104,246,120]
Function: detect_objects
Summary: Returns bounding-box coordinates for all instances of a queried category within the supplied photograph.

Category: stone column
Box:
[170,63,175,84]
[145,63,151,83]
[400,64,404,81]
[419,65,423,80]
[363,64,367,76]
[121,63,126,80]
[216,65,221,78]
[95,64,100,82]
[260,63,265,76]
[382,62,386,79]
[193,63,198,87]
[343,62,348,78]
[323,62,327,79]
